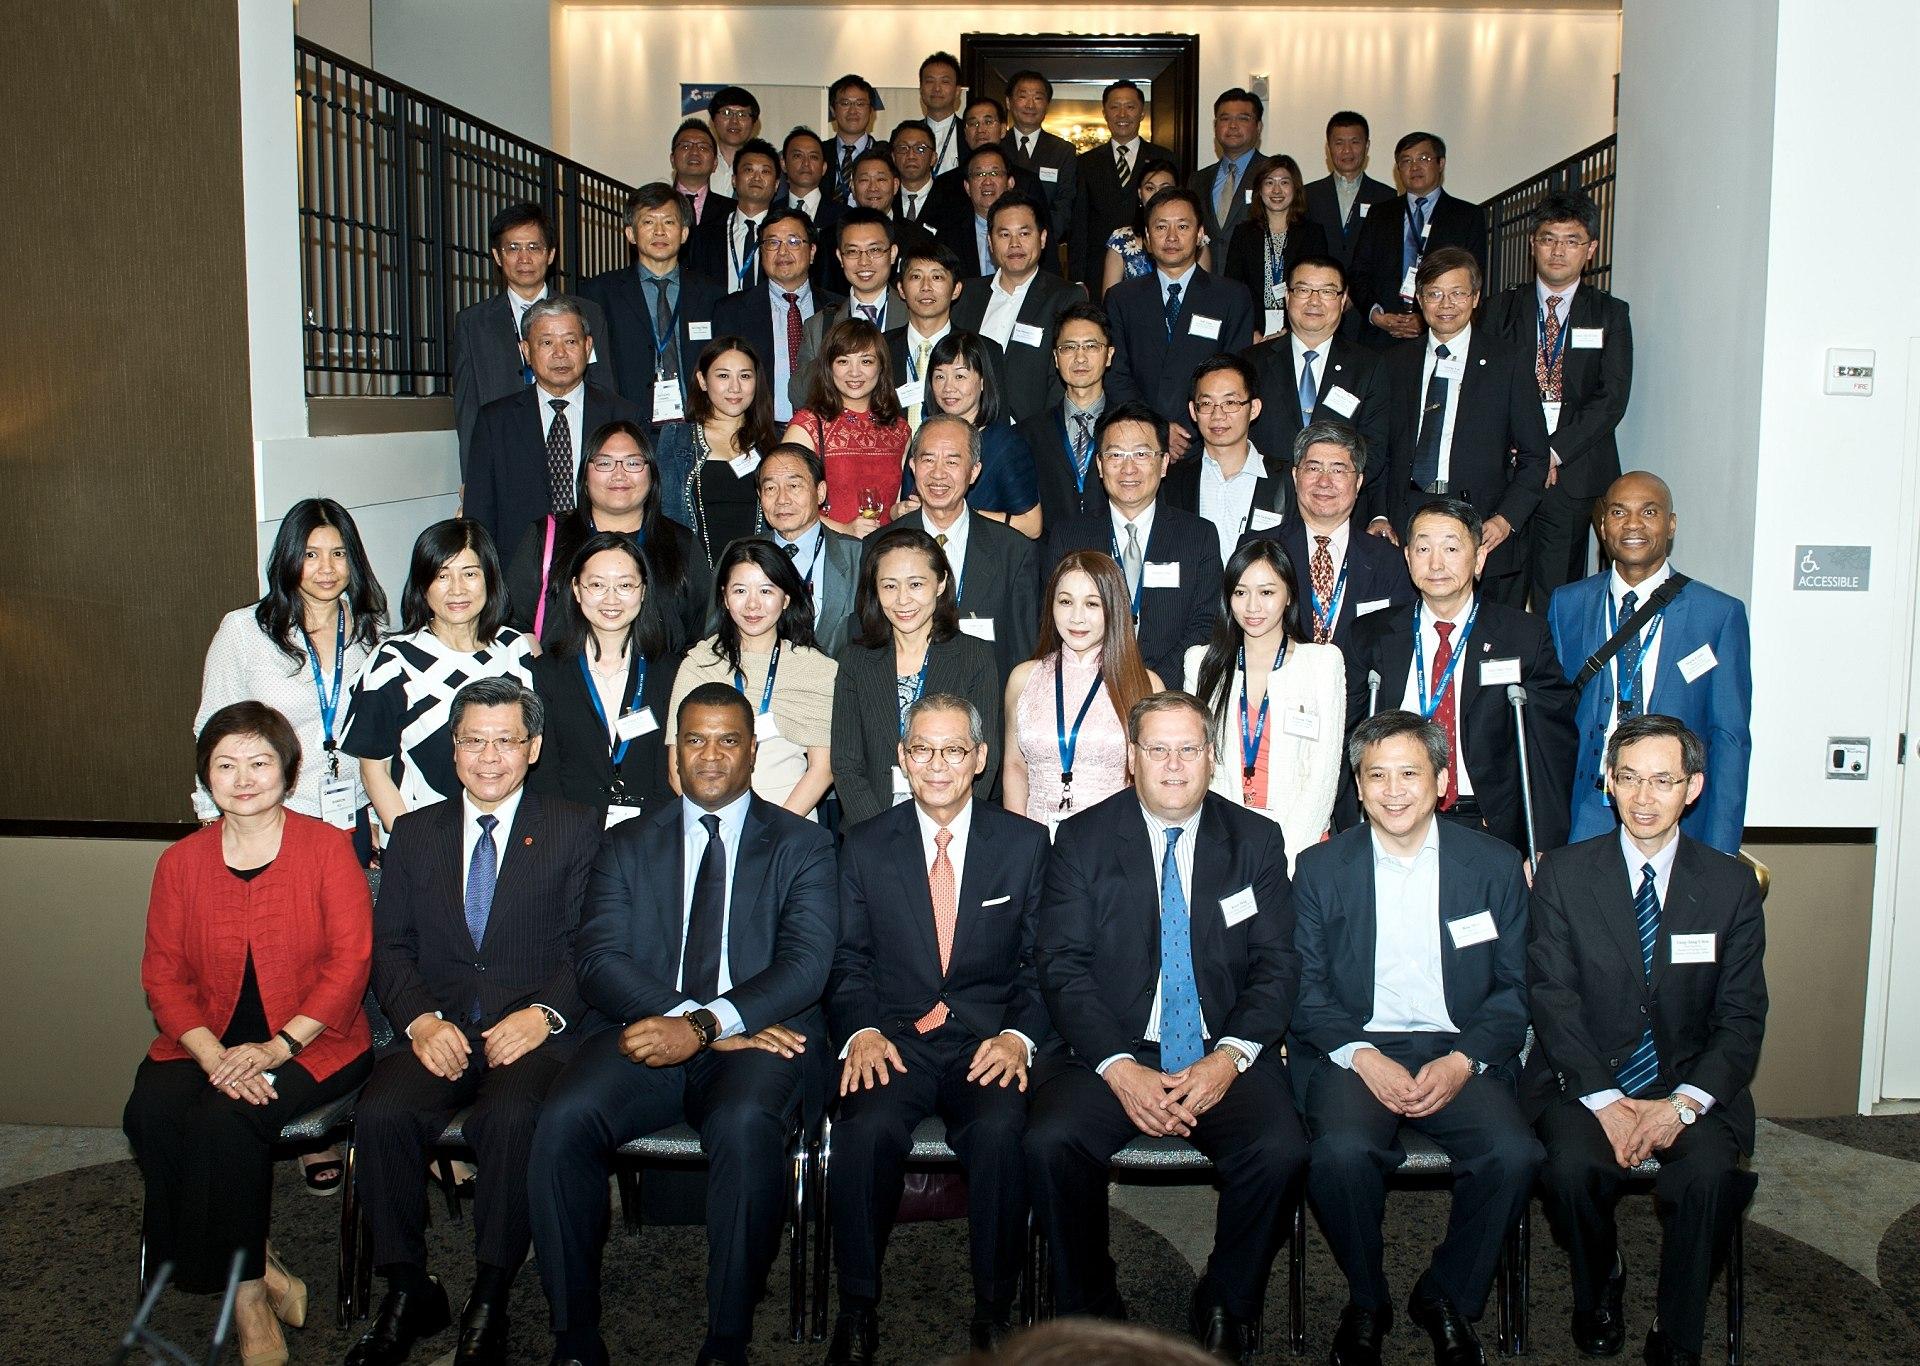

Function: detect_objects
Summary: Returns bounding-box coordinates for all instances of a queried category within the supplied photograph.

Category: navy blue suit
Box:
[1105,267,1257,444]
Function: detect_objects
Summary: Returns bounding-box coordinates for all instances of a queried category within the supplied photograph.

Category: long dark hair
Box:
[853,525,959,649]
[1129,156,1181,237]
[1032,551,1155,720]
[543,420,688,642]
[545,531,673,664]
[400,518,508,643]
[686,337,779,458]
[255,498,387,662]
[927,329,1004,426]
[1194,539,1308,731]
[703,538,822,676]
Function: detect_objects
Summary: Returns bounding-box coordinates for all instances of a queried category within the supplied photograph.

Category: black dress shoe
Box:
[1406,1287,1486,1366]
[1329,1302,1392,1366]
[453,1296,509,1366]
[822,1307,877,1365]
[344,1276,452,1366]
[1642,1327,1701,1366]
[1189,1280,1253,1362]
[1572,1257,1627,1356]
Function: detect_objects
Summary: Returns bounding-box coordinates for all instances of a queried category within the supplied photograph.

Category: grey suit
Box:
[789,295,907,412]
[1189,154,1267,247]
[782,524,862,659]
[888,508,1040,684]
[451,292,612,477]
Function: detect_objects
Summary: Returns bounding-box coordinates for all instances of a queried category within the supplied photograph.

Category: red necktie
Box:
[783,292,803,373]
[1432,620,1459,810]
[915,828,957,1033]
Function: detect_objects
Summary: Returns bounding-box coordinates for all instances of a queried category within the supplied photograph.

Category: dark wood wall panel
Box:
[0,3,259,821]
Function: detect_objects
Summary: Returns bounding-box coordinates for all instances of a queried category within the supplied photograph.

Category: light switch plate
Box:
[1827,737,1869,779]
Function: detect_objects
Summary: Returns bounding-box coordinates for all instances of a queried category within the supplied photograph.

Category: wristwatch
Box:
[1452,1050,1489,1076]
[1213,1042,1252,1074]
[534,1005,563,1035]
[1668,1094,1698,1126]
[682,1008,720,1050]
[275,1029,305,1058]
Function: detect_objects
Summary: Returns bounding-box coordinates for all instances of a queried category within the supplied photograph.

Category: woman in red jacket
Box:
[123,701,373,1366]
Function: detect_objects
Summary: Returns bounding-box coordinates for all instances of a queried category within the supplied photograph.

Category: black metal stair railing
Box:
[1482,134,1617,296]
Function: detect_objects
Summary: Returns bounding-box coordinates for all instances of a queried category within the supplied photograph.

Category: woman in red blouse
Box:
[782,316,911,539]
[124,701,372,1365]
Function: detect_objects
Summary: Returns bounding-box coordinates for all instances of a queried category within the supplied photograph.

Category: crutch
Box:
[1506,684,1539,870]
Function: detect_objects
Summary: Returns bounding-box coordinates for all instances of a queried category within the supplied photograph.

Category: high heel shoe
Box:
[236,1297,290,1366]
[263,1247,308,1329]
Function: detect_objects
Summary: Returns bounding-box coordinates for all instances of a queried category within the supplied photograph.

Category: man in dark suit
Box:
[1105,187,1257,457]
[923,143,1014,281]
[692,138,780,296]
[1292,709,1543,1366]
[577,182,726,430]
[1043,401,1222,687]
[793,207,907,412]
[1030,303,1115,528]
[825,693,1051,1362]
[886,240,1003,431]
[1375,247,1551,603]
[1481,192,1634,602]
[1068,79,1177,291]
[892,415,1041,684]
[888,120,941,232]
[825,75,889,205]
[1349,132,1487,350]
[705,86,761,200]
[452,203,612,477]
[754,444,862,657]
[950,195,1088,424]
[671,119,738,248]
[1243,254,1388,484]
[710,208,845,425]
[1004,70,1078,258]
[1343,498,1577,862]
[463,297,644,552]
[345,679,602,1366]
[1189,88,1267,248]
[821,152,933,298]
[528,682,839,1366]
[1027,691,1307,1360]
[1163,354,1287,560]
[774,127,843,243]
[1301,111,1396,272]
[924,96,1047,226]
[1528,715,1766,1366]
[915,51,965,178]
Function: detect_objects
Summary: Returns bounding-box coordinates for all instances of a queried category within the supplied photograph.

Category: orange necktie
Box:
[915,828,957,1033]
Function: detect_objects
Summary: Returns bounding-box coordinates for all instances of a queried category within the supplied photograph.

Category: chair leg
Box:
[434,1156,462,1221]
[336,1134,356,1327]
[136,1228,150,1304]
[1514,1200,1531,1356]
[788,1131,809,1344]
[614,1163,642,1232]
[1289,1193,1307,1354]
[811,1120,834,1342]
[1495,1247,1512,1356]
[1019,1208,1038,1328]
[1027,1217,1050,1322]
[1726,1217,1745,1366]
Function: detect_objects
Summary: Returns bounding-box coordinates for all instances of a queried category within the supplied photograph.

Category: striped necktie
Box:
[1615,863,1664,1096]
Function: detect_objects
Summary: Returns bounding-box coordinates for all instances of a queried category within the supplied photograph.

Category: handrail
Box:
[1482,134,1617,295]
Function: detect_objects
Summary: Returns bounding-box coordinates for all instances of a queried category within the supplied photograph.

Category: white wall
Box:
[556,5,1620,196]
[371,0,555,146]
[295,0,371,64]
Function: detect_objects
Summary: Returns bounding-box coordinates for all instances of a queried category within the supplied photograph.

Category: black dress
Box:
[528,645,680,821]
[503,511,713,651]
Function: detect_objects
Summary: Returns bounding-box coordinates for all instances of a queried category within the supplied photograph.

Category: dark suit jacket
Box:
[830,798,1052,1048]
[1105,268,1257,442]
[372,791,602,1052]
[1028,401,1111,530]
[1343,598,1578,854]
[1243,332,1389,488]
[1003,127,1079,246]
[825,137,892,204]
[949,270,1088,424]
[573,794,839,1035]
[1162,446,1290,535]
[1481,283,1634,500]
[683,190,739,279]
[831,632,1003,827]
[527,646,680,818]
[884,325,1007,406]
[770,191,846,291]
[1221,218,1331,321]
[1289,820,1530,1071]
[710,283,847,412]
[464,382,645,552]
[1036,789,1298,1071]
[1526,832,1768,1150]
[451,292,613,476]
[1240,514,1414,655]
[1190,155,1270,246]
[1069,139,1178,289]
[889,508,1040,684]
[576,266,727,426]
[820,215,933,297]
[1301,172,1396,270]
[924,162,1048,228]
[1349,190,1488,347]
[1044,502,1222,687]
[921,198,993,279]
[791,294,908,411]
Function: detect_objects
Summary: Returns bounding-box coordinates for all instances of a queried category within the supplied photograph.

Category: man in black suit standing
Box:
[885,240,1000,431]
[1043,402,1222,687]
[1376,247,1551,604]
[1189,88,1267,249]
[1069,80,1177,291]
[1302,112,1396,273]
[925,96,1047,226]
[755,444,862,657]
[915,51,965,178]
[795,207,906,410]
[774,127,840,235]
[824,151,932,297]
[1292,709,1543,1366]
[463,297,643,552]
[950,194,1087,424]
[671,119,737,244]
[1481,192,1634,604]
[1004,70,1078,259]
[1343,499,1577,862]
[1029,303,1115,528]
[889,121,940,232]
[710,207,845,426]
[1027,691,1307,1360]
[1105,187,1257,458]
[1349,132,1487,350]
[528,682,838,1366]
[825,75,888,205]
[924,143,1014,281]
[694,138,780,297]
[824,693,1051,1362]
[1163,354,1288,559]
[345,679,602,1366]
[451,203,612,477]
[705,87,761,200]
[1527,715,1765,1366]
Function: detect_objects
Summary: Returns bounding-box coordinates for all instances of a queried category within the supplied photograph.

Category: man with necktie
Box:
[691,138,779,297]
[1349,132,1487,350]
[825,74,889,205]
[1188,88,1267,248]
[1026,691,1306,1362]
[1068,79,1177,291]
[791,207,905,412]
[711,208,845,426]
[1301,112,1396,274]
[756,444,864,658]
[1027,303,1116,527]
[882,240,1006,432]
[1002,70,1078,257]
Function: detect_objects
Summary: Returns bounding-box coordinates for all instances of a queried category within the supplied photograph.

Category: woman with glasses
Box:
[902,329,1043,538]
[1100,157,1212,297]
[831,525,1000,826]
[1002,552,1159,830]
[668,539,838,817]
[1184,539,1346,871]
[527,531,680,825]
[654,339,781,570]
[783,317,911,539]
[1222,155,1329,337]
[503,420,710,651]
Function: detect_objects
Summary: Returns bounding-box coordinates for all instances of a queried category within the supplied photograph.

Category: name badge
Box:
[605,805,644,828]
[1677,644,1718,683]
[1220,885,1258,927]
[896,380,924,407]
[1249,507,1284,531]
[959,617,996,641]
[1542,401,1563,435]
[1447,910,1500,948]
[728,451,761,479]
[1282,707,1320,740]
[614,707,660,742]
[754,711,781,740]
[319,777,357,828]
[890,766,913,805]
[1398,265,1418,301]
[1479,657,1522,686]
[1188,314,1223,340]
[1012,322,1045,347]
[1324,384,1360,418]
[687,320,713,342]
[1263,306,1285,337]
[1355,598,1391,618]
[1571,327,1604,349]
[1038,165,1060,183]
[1671,932,1717,964]
[923,222,938,236]
[1143,561,1180,589]
[1357,202,1372,219]
[653,379,685,421]
[1244,187,1255,204]
[1435,355,1467,382]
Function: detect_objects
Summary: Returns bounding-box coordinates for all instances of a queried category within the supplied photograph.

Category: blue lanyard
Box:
[645,277,681,373]
[1065,410,1095,491]
[1053,653,1105,810]
[1236,644,1284,780]
[898,653,932,737]
[728,215,758,288]
[304,611,346,777]
[579,651,649,764]
[1412,599,1480,718]
[733,642,782,715]
[1109,524,1146,623]
[1309,555,1349,639]
[1604,594,1664,710]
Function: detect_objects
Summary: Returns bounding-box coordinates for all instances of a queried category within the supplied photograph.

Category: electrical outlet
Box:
[1826,737,1869,780]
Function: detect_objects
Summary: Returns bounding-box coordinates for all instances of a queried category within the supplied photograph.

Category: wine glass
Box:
[859,486,881,520]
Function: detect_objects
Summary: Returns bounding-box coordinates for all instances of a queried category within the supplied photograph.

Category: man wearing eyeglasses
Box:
[951,193,1087,423]
[1349,131,1487,350]
[825,74,889,204]
[1028,303,1116,527]
[819,151,932,298]
[1027,690,1306,1362]
[711,207,846,424]
[924,143,1015,280]
[1525,714,1765,1366]
[705,87,762,199]
[792,208,906,412]
[669,119,735,234]
[345,678,602,1366]
[822,694,1051,1362]
[924,96,1049,230]
[1163,353,1286,560]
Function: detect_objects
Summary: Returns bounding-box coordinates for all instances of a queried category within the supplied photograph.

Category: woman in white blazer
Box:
[1185,538,1346,871]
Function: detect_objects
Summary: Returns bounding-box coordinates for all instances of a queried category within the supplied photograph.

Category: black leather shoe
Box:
[1642,1327,1701,1366]
[344,1276,452,1366]
[822,1308,877,1365]
[1329,1302,1392,1366]
[1572,1256,1627,1356]
[1406,1286,1486,1366]
[453,1296,509,1366]
[1189,1280,1253,1362]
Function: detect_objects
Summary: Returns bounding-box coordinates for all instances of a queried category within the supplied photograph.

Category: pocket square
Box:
[981,894,1012,907]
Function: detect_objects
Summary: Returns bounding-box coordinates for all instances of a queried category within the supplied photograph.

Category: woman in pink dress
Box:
[782,316,910,539]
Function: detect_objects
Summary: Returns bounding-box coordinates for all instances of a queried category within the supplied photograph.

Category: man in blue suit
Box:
[1547,472,1752,854]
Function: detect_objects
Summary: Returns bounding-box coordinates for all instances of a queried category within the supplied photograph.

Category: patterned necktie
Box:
[1616,863,1664,1096]
[858,302,879,326]
[783,291,804,380]
[545,399,576,513]
[1298,349,1320,424]
[1115,143,1130,184]
[1215,159,1238,225]
[1122,522,1143,599]
[1411,343,1451,489]
[908,336,933,427]
[651,278,678,381]
[682,813,726,1002]
[463,813,499,1021]
[1432,619,1459,811]
[1310,535,1336,643]
[1157,827,1205,1072]
[1405,194,1429,279]
[915,828,958,1033]
[1537,294,1565,400]
[1163,281,1183,338]
[1615,589,1643,720]
[1071,412,1095,484]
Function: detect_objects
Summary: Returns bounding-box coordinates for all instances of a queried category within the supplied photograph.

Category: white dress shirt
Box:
[1110,136,1143,174]
[1417,322,1471,486]
[1302,519,1353,585]
[538,380,586,469]
[1332,819,1454,1066]
[1603,559,1673,747]
[793,187,823,220]
[1109,500,1159,576]
[1197,444,1268,560]
[926,113,961,175]
[445,786,567,1032]
[507,284,548,340]
[1535,277,1580,462]
[728,210,765,291]
[773,520,828,618]
[1403,598,1476,797]
[673,789,753,1038]
[923,504,972,600]
[1291,331,1334,409]
[978,270,1037,351]
[900,183,932,224]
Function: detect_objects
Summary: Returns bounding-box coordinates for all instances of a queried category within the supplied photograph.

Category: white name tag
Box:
[1244,188,1255,205]
[1012,322,1045,347]
[1282,707,1320,740]
[1447,910,1500,948]
[958,616,996,641]
[1143,561,1180,589]
[923,222,938,235]
[896,380,924,408]
[1677,643,1718,683]
[1398,265,1418,301]
[1220,885,1258,927]
[1263,306,1285,337]
[1324,384,1360,418]
[687,320,713,342]
[1435,355,1467,382]
[614,707,660,741]
[1038,165,1060,183]
[1571,327,1604,349]
[1671,932,1717,964]
[891,766,913,805]
[605,804,644,828]
[1188,314,1222,340]
[753,710,781,740]
[653,379,684,421]
[1355,598,1391,618]
[1249,507,1284,531]
[1357,203,1372,219]
[319,777,357,828]
[728,451,761,479]
[1542,401,1563,435]
[1479,657,1522,687]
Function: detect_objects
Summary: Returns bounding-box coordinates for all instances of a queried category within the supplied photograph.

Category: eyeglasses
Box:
[498,241,551,257]
[761,234,810,251]
[1533,232,1592,249]
[453,736,532,755]
[894,142,935,156]
[714,106,755,120]
[963,116,1003,130]
[1611,770,1685,794]
[588,455,648,473]
[966,168,1007,181]
[1135,742,1206,764]
[1396,152,1439,166]
[840,244,892,260]
[1286,283,1344,301]
[905,743,977,767]
[1101,447,1162,464]
[1055,340,1107,356]
[1192,397,1251,415]
[1297,460,1357,479]
[1418,287,1476,305]
[673,140,713,156]
[579,579,642,599]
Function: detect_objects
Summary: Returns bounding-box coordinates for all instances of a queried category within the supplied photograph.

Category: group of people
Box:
[125,60,1767,1366]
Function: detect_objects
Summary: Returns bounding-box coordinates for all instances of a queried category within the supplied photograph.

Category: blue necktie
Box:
[1405,195,1429,278]
[1615,862,1663,1096]
[1163,281,1183,338]
[1071,412,1095,485]
[463,813,499,1023]
[1298,349,1320,424]
[1615,590,1643,720]
[1157,827,1206,1072]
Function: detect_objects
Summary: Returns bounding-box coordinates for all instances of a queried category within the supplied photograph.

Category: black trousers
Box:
[1300,1040,1542,1317]
[1536,1096,1754,1353]
[1524,479,1597,609]
[528,1027,804,1341]
[124,1052,370,1293]
[354,1036,566,1276]
[830,1025,1028,1306]
[1025,1048,1307,1321]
